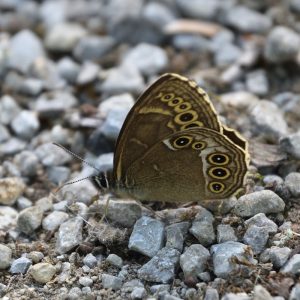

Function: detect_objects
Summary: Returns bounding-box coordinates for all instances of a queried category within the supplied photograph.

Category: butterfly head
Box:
[92,171,110,192]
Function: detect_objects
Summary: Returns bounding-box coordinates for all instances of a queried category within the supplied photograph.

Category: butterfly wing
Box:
[116,127,249,202]
[113,73,222,183]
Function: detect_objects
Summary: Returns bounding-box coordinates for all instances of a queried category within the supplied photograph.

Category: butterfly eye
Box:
[208,153,230,166]
[161,93,175,102]
[174,110,198,125]
[173,136,192,148]
[174,102,192,113]
[208,167,230,179]
[181,121,204,130]
[192,141,206,150]
[168,97,184,107]
[208,182,225,193]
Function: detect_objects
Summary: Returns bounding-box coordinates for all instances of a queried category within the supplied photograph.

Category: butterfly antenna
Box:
[53,142,101,173]
[54,175,95,193]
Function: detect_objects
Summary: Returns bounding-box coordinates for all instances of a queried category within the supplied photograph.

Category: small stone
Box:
[281,254,300,275]
[221,293,250,300]
[264,26,300,63]
[83,253,97,269]
[143,2,175,27]
[79,276,93,287]
[30,262,56,283]
[180,244,210,281]
[99,93,134,116]
[102,274,123,290]
[250,101,289,141]
[0,244,12,269]
[172,34,210,52]
[0,95,21,125]
[122,43,168,76]
[0,138,27,156]
[243,225,269,254]
[0,177,25,205]
[106,254,123,268]
[68,287,82,299]
[47,166,70,185]
[45,22,87,52]
[17,206,43,235]
[214,43,242,67]
[217,224,237,243]
[10,257,32,274]
[225,6,272,33]
[0,206,18,231]
[244,213,278,234]
[57,57,80,84]
[285,172,300,198]
[138,247,180,283]
[280,132,300,160]
[211,241,256,279]
[131,287,147,299]
[234,190,285,217]
[129,216,165,257]
[289,283,300,300]
[17,196,32,210]
[28,251,44,264]
[19,77,43,97]
[42,211,69,231]
[263,175,284,186]
[253,285,272,300]
[220,91,259,110]
[56,217,83,254]
[77,61,100,85]
[14,151,39,177]
[165,222,190,252]
[189,208,215,246]
[0,124,10,143]
[204,287,219,300]
[269,247,291,268]
[8,29,45,73]
[36,197,53,213]
[245,69,269,96]
[74,35,115,62]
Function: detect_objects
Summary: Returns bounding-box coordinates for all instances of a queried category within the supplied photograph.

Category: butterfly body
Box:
[96,73,250,203]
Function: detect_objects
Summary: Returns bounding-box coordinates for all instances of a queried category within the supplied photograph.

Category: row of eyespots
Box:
[206,153,231,194]
[159,93,204,129]
[172,135,206,150]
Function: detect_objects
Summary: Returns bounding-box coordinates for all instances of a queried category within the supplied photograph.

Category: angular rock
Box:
[280,132,300,160]
[285,172,300,198]
[217,224,238,243]
[102,274,123,290]
[0,177,25,205]
[281,254,300,275]
[30,262,56,283]
[10,257,32,274]
[17,206,43,235]
[42,211,69,231]
[269,247,291,268]
[0,244,12,269]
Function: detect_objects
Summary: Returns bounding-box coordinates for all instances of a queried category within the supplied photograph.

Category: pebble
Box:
[129,216,165,257]
[189,208,215,246]
[0,124,10,143]
[221,293,250,300]
[245,69,269,96]
[263,175,284,186]
[172,34,210,52]
[280,132,300,160]
[45,22,87,52]
[289,283,300,300]
[0,137,26,155]
[17,206,43,235]
[138,247,180,283]
[234,190,285,217]
[143,2,175,27]
[27,251,44,264]
[0,177,25,205]
[77,61,100,85]
[0,95,21,125]
[204,287,219,300]
[264,26,300,63]
[8,29,45,73]
[250,100,289,141]
[211,241,256,278]
[19,78,44,96]
[47,166,70,185]
[30,263,56,283]
[0,244,12,269]
[99,93,134,116]
[0,206,18,231]
[101,274,123,291]
[165,222,190,252]
[131,287,147,299]
[57,57,80,84]
[253,285,272,300]
[220,91,259,110]
[225,6,272,33]
[244,213,278,234]
[217,224,238,243]
[17,196,32,210]
[269,247,291,268]
[243,225,270,254]
[83,253,97,269]
[106,254,123,268]
[101,64,144,95]
[36,196,53,213]
[10,257,32,274]
[214,43,242,67]
[281,254,300,275]
[14,150,39,177]
[56,217,83,254]
[284,172,300,198]
[74,35,115,62]
[180,244,210,281]
[79,276,93,287]
[42,211,69,231]
[122,43,168,76]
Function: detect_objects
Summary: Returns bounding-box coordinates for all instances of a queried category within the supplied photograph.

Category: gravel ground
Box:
[0,0,300,299]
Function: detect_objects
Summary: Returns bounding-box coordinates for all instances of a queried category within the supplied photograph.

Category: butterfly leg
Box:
[99,193,111,223]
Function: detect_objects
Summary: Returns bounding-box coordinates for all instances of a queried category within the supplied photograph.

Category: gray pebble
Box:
[129,216,164,257]
[122,43,168,76]
[0,206,18,231]
[280,132,300,160]
[0,95,21,125]
[138,247,180,283]
[0,177,25,205]
[79,276,93,287]
[14,150,39,177]
[106,254,123,268]
[221,293,250,300]
[68,286,82,299]
[56,217,83,254]
[150,284,170,294]
[42,211,69,231]
[220,91,259,110]
[214,43,242,67]
[74,35,115,62]
[253,285,272,300]
[281,254,300,275]
[264,26,300,63]
[131,287,147,299]
[234,190,285,217]
[17,206,43,235]
[36,196,53,213]
[204,287,219,300]
[217,224,238,243]
[243,225,269,254]
[27,251,44,263]
[77,61,100,85]
[17,196,32,210]
[172,34,211,52]
[245,69,269,96]
[211,241,256,278]
[0,138,26,155]
[180,244,210,281]
[0,124,10,143]
[83,253,97,269]
[189,208,215,246]
[250,100,289,141]
[57,57,80,84]
[0,244,12,269]
[53,200,68,212]
[30,262,56,283]
[269,246,291,268]
[102,273,123,290]
[165,222,190,252]
[244,213,278,234]
[101,64,144,95]
[225,6,272,33]
[285,172,300,198]
[98,93,134,116]
[19,78,43,96]
[47,166,70,185]
[263,175,284,186]
[8,29,45,73]
[45,22,87,52]
[10,257,32,274]
[289,283,300,300]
